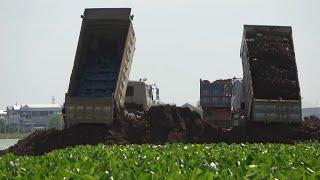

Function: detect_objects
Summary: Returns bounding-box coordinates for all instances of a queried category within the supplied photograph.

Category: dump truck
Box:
[125,79,160,112]
[64,8,136,128]
[200,79,232,128]
[240,25,302,124]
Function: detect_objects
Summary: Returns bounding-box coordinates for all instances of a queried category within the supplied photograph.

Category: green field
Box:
[0,143,320,179]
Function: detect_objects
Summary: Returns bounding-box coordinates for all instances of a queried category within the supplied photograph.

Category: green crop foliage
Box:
[0,143,320,179]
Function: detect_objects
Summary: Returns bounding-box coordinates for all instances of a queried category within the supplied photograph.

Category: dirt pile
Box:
[147,105,207,143]
[1,125,112,156]
[246,28,300,100]
[215,123,319,144]
[1,106,319,156]
[301,116,320,134]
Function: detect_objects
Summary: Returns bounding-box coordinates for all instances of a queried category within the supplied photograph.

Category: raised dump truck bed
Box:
[240,25,301,123]
[64,8,135,127]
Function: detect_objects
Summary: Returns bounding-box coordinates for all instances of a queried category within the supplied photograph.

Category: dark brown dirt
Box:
[246,28,300,100]
[1,105,319,156]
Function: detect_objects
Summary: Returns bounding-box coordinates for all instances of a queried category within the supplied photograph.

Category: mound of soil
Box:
[147,105,206,143]
[1,125,109,156]
[1,105,319,156]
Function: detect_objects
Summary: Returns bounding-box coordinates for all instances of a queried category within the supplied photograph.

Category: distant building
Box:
[6,104,62,131]
[20,104,62,128]
[0,110,8,133]
[6,105,22,126]
[0,110,7,121]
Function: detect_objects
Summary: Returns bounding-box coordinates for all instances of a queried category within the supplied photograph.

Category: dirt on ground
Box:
[1,105,319,156]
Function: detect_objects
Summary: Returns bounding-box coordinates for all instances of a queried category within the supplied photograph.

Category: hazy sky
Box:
[1,0,320,109]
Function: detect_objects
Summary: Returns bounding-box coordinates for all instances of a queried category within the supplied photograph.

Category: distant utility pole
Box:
[51,96,56,104]
[4,118,7,134]
[18,120,20,134]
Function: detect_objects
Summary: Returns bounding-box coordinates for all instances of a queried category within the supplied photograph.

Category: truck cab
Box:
[125,79,160,112]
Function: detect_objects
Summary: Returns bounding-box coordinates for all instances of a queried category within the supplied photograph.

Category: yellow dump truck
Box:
[64,8,136,128]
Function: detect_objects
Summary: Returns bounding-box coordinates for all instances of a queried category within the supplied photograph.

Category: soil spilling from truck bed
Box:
[246,28,300,100]
[1,106,319,156]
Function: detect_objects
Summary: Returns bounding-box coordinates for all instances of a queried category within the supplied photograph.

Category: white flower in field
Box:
[210,162,217,170]
[249,165,258,168]
[110,176,114,180]
[307,167,315,173]
[237,161,241,166]
[228,168,233,176]
[105,170,109,174]
[20,167,27,172]
[122,154,127,160]
[271,166,277,173]
[183,146,188,150]
[9,161,15,167]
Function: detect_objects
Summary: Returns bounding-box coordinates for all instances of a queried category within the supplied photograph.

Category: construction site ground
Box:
[0,105,319,156]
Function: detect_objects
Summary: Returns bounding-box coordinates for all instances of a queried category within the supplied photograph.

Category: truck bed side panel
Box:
[64,95,114,126]
[252,99,302,123]
[114,23,136,108]
[240,38,254,121]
